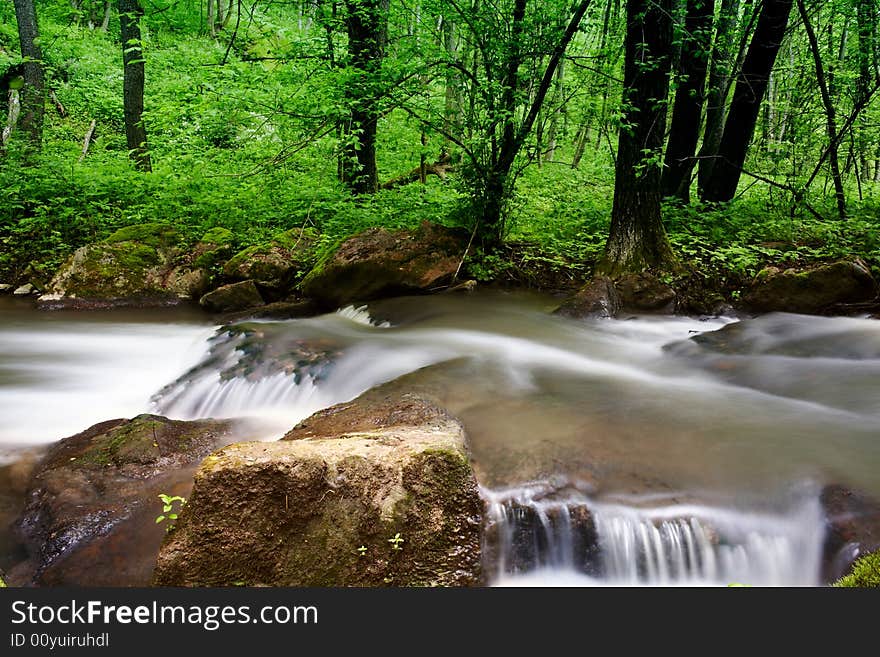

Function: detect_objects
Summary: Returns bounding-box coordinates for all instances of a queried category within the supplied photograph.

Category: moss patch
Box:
[105,223,180,249]
[200,227,234,245]
[834,550,880,587]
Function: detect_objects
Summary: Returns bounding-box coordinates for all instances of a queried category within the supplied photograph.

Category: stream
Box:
[1,292,879,586]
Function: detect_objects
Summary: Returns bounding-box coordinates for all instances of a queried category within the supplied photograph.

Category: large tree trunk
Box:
[697,0,739,195]
[12,0,45,152]
[700,0,793,203]
[341,0,389,195]
[661,0,714,201]
[118,0,152,172]
[600,0,676,275]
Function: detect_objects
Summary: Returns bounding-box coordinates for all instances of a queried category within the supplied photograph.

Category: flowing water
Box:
[1,292,878,586]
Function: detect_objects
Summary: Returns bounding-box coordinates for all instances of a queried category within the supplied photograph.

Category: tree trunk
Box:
[856,0,873,180]
[697,0,738,194]
[661,0,714,201]
[100,0,112,31]
[796,0,845,219]
[12,0,45,152]
[544,59,566,163]
[207,0,216,37]
[118,0,152,172]
[480,0,593,247]
[600,0,676,275]
[341,0,389,195]
[700,0,793,203]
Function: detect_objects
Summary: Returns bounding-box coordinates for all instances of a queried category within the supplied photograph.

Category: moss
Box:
[200,227,234,245]
[0,574,6,587]
[273,226,318,250]
[834,550,880,587]
[105,222,179,249]
[224,245,262,274]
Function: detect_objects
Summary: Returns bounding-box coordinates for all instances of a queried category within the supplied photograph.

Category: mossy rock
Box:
[222,227,318,297]
[40,223,213,307]
[742,259,878,315]
[834,550,880,587]
[199,227,234,246]
[154,392,483,587]
[105,223,180,249]
[11,415,238,586]
[300,221,468,310]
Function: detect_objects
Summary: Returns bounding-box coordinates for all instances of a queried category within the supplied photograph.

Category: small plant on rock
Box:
[155,494,186,531]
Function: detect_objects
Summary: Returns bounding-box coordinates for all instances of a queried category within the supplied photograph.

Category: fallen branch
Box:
[79,119,96,162]
[380,154,453,190]
[49,89,67,118]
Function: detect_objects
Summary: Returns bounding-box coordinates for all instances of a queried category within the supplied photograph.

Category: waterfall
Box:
[484,484,826,586]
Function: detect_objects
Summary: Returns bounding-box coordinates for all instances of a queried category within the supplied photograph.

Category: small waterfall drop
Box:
[484,484,825,586]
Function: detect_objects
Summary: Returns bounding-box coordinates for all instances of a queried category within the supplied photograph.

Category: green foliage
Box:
[1,0,878,292]
[155,493,186,531]
[833,550,880,588]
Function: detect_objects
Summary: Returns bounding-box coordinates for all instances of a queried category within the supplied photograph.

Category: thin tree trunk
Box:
[544,59,566,163]
[481,0,593,246]
[700,0,793,203]
[118,0,152,172]
[661,0,714,201]
[856,0,873,180]
[600,0,676,275]
[697,0,739,195]
[12,0,45,153]
[101,0,112,31]
[207,0,216,37]
[796,0,844,219]
[79,119,97,162]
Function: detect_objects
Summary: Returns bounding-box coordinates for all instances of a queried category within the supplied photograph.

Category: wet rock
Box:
[199,280,265,313]
[12,283,36,296]
[301,221,468,310]
[0,283,13,294]
[553,276,620,320]
[223,227,317,299]
[742,259,878,315]
[11,415,238,586]
[820,484,880,584]
[217,298,319,323]
[154,392,483,587]
[615,273,676,313]
[38,223,205,309]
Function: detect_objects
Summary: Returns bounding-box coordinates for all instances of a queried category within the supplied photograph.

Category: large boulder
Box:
[153,391,483,587]
[301,222,468,310]
[553,276,620,320]
[10,415,238,586]
[615,273,677,313]
[742,259,877,315]
[198,280,265,313]
[37,223,220,309]
[223,227,318,299]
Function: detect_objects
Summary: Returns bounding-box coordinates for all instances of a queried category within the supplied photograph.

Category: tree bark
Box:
[341,0,389,194]
[697,0,738,194]
[700,0,793,203]
[600,0,676,275]
[661,0,714,201]
[12,0,45,152]
[118,0,152,172]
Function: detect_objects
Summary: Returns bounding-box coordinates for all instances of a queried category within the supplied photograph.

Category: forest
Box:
[1,0,879,293]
